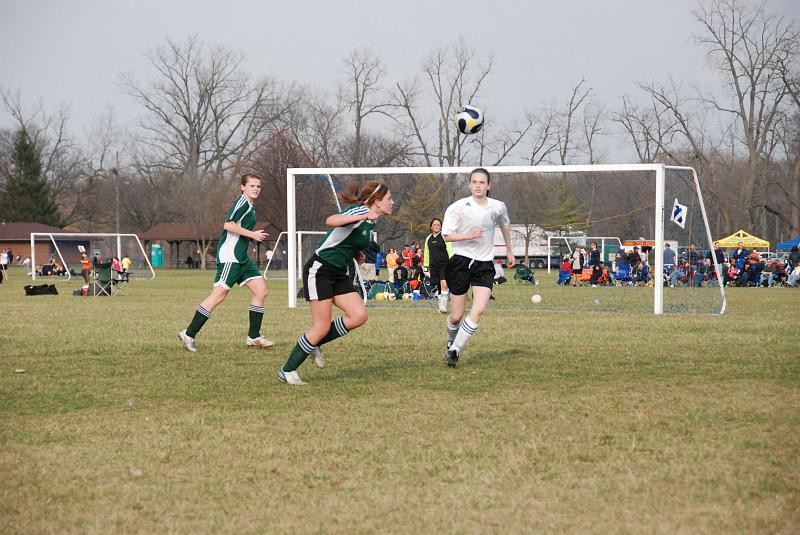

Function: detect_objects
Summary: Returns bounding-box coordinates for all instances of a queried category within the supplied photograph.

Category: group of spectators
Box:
[663,241,800,288]
[556,241,646,287]
[35,257,70,277]
[363,243,425,284]
[555,239,800,289]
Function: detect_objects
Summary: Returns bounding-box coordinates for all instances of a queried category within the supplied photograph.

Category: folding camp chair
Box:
[514,265,537,285]
[93,261,116,297]
[613,264,632,286]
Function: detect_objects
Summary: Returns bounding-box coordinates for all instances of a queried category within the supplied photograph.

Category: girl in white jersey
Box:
[441,168,515,367]
[178,174,273,352]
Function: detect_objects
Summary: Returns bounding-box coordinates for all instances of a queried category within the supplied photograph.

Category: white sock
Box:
[450,317,479,353]
[446,318,460,348]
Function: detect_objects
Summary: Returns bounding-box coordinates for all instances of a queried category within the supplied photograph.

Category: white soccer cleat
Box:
[277,367,308,385]
[178,330,196,353]
[247,336,275,349]
[309,347,325,369]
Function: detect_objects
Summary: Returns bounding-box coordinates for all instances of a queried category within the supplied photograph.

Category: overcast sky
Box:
[1,0,798,161]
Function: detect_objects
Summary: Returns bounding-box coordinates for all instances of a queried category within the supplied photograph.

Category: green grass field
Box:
[1,267,798,534]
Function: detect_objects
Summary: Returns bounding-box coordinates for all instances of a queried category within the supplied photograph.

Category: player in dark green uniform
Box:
[278,180,394,385]
[178,173,273,352]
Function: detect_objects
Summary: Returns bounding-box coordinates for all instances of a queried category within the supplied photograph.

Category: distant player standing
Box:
[424,218,453,313]
[442,168,514,367]
[277,181,394,385]
[178,173,273,352]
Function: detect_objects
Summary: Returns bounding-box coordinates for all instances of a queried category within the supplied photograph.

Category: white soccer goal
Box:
[263,231,327,279]
[546,236,624,273]
[285,165,727,315]
[30,233,155,281]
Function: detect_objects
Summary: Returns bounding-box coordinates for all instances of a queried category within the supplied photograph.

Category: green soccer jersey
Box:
[315,204,374,269]
[217,195,256,263]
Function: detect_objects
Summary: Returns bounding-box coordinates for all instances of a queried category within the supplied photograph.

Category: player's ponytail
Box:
[340,180,389,206]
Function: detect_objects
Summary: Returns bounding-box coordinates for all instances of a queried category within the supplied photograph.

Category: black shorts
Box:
[445,254,495,296]
[428,262,448,284]
[303,255,356,301]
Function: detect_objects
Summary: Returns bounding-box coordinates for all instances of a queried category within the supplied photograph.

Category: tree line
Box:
[0,0,797,249]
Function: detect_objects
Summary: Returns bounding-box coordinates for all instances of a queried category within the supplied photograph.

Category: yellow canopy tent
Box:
[715,229,770,249]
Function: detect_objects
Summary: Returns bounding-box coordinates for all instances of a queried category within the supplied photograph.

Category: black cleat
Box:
[445,349,459,367]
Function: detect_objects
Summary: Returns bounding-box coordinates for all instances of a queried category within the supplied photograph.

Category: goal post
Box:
[285,164,726,315]
[30,232,155,281]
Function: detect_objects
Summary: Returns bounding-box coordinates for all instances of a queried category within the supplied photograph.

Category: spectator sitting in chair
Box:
[669,262,688,287]
[494,260,507,285]
[759,260,775,287]
[589,261,605,286]
[632,261,649,286]
[691,260,709,287]
[788,264,800,287]
[557,256,572,286]
[393,261,410,289]
[773,259,787,286]
[737,262,752,286]
[408,256,425,290]
[727,262,740,286]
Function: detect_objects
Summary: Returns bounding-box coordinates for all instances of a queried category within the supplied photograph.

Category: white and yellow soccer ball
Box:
[531,294,542,304]
[455,105,484,135]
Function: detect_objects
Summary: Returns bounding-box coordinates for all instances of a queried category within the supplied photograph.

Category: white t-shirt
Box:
[0,252,8,265]
[442,196,510,261]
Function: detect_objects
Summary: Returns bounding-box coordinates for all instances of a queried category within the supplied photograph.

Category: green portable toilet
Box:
[151,243,163,268]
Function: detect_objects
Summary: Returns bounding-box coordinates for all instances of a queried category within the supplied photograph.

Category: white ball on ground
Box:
[593,298,600,305]
[531,294,542,304]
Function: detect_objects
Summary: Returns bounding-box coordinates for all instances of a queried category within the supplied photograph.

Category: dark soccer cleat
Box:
[445,349,459,367]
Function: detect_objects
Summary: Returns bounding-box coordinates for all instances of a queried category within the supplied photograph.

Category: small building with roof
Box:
[142,221,281,268]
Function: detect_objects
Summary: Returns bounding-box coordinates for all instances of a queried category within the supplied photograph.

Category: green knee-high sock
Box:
[283,335,314,372]
[186,305,211,338]
[316,317,350,347]
[248,305,264,338]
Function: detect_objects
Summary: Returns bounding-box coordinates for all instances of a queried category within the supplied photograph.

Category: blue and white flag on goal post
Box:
[670,198,687,229]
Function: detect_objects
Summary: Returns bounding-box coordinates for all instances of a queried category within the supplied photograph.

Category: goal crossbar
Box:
[286,164,727,314]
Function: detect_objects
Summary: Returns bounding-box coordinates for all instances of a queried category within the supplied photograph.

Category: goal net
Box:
[263,231,327,280]
[284,165,726,315]
[30,233,154,282]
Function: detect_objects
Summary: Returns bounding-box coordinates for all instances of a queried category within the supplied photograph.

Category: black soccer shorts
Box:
[302,255,356,301]
[444,254,495,296]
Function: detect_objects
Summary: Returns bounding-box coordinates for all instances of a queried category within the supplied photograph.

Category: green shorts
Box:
[213,259,261,289]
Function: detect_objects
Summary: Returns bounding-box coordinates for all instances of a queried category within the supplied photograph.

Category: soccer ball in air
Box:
[455,105,484,135]
[531,294,542,304]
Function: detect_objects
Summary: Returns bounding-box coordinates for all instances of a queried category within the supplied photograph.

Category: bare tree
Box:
[612,95,680,164]
[122,37,289,182]
[393,41,493,167]
[554,78,593,165]
[340,49,396,167]
[693,0,800,233]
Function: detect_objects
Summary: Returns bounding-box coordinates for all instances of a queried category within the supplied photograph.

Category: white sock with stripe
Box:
[450,317,479,353]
